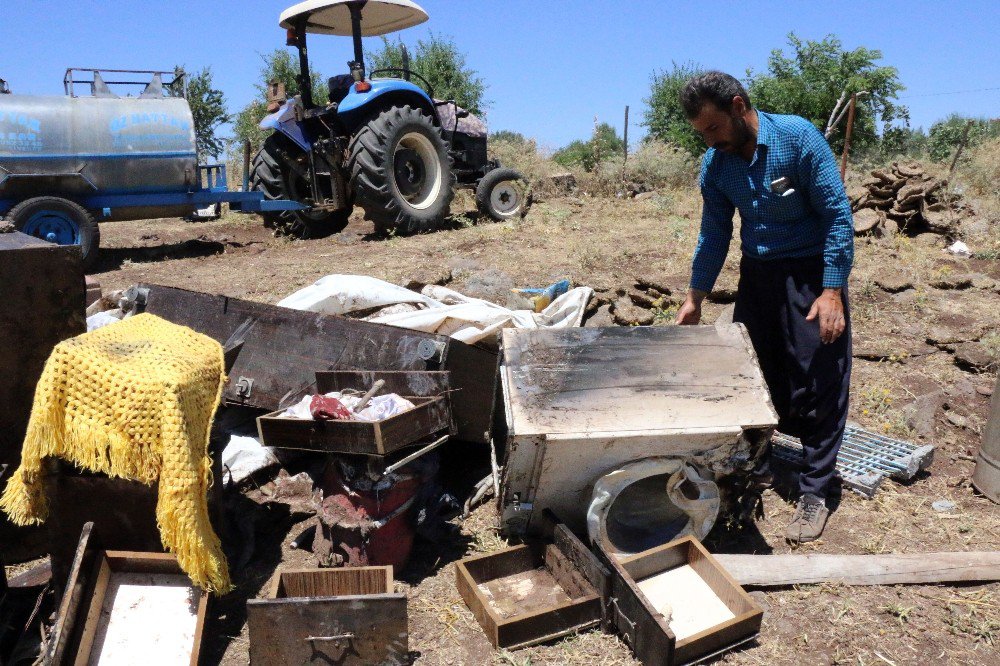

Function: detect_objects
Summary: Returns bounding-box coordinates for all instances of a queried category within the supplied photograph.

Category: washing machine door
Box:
[587,459,720,559]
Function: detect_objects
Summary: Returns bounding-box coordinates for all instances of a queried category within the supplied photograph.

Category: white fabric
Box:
[280,391,416,422]
[277,274,437,315]
[277,274,593,347]
[221,434,278,485]
[280,0,428,36]
[587,459,720,559]
[86,310,124,332]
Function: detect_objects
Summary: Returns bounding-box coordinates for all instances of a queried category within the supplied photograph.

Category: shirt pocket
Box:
[760,187,807,222]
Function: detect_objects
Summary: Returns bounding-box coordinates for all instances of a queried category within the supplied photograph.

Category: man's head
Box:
[681,71,755,155]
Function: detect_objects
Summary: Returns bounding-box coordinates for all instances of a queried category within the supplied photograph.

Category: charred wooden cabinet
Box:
[137,284,499,444]
[0,233,85,562]
[499,326,778,537]
[247,567,408,665]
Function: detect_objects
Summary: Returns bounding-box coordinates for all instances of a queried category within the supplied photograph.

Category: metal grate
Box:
[771,424,935,498]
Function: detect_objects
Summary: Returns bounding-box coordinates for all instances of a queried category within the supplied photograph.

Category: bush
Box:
[488,137,566,192]
[965,137,1000,201]
[590,140,698,195]
[927,115,1000,163]
[552,123,625,172]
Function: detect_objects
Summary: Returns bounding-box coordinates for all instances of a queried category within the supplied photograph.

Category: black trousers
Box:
[733,255,852,499]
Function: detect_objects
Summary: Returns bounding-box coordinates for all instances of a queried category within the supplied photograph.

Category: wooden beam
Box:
[715,552,1000,587]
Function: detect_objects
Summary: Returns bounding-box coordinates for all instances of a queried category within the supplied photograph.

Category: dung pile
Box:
[850,162,966,237]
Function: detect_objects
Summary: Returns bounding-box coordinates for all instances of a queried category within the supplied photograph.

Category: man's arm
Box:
[677,158,735,325]
[799,125,855,343]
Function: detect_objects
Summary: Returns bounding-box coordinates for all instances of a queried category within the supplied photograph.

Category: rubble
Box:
[850,161,967,237]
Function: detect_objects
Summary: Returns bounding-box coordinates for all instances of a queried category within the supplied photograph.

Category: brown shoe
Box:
[785,493,829,544]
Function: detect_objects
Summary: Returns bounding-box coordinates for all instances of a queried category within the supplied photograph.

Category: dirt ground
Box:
[84,186,1000,665]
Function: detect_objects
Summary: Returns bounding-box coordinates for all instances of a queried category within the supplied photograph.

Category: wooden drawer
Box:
[456,524,606,650]
[59,546,208,666]
[247,567,408,666]
[600,536,762,665]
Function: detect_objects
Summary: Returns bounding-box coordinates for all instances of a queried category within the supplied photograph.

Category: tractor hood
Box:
[280,0,429,36]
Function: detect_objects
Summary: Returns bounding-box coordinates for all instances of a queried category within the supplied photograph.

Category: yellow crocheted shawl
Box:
[0,313,231,592]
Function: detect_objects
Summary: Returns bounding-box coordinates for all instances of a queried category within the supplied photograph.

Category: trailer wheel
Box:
[250,134,351,239]
[475,168,532,222]
[6,196,100,269]
[348,105,455,234]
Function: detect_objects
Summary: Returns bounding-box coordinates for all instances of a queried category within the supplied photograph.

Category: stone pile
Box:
[850,162,968,237]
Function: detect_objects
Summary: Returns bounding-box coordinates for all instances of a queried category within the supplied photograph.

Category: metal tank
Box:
[0,70,198,221]
[973,376,1000,503]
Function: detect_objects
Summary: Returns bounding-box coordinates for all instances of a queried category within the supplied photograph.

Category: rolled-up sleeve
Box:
[798,126,854,288]
[690,156,735,293]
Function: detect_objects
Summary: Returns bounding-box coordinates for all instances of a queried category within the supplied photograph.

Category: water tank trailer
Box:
[0,68,305,268]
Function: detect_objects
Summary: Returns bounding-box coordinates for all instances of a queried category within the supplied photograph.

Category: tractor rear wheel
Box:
[250,134,351,239]
[348,105,455,234]
[7,196,100,270]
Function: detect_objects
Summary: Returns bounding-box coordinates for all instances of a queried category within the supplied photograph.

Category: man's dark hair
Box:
[680,71,752,118]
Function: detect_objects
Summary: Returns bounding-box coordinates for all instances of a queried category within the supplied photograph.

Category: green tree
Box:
[879,125,928,159]
[642,61,706,157]
[747,33,907,154]
[490,130,528,145]
[927,114,1000,162]
[232,49,328,151]
[180,66,230,160]
[366,33,486,114]
[553,123,625,172]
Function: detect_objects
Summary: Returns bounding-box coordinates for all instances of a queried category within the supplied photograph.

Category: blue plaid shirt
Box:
[690,111,854,292]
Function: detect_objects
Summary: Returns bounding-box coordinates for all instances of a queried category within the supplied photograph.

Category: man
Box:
[674,71,854,544]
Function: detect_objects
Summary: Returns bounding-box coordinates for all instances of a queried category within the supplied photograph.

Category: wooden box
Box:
[456,524,606,649]
[247,566,408,665]
[601,536,762,665]
[59,547,208,665]
[257,371,454,455]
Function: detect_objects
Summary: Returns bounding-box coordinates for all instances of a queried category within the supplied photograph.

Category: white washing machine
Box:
[499,324,778,551]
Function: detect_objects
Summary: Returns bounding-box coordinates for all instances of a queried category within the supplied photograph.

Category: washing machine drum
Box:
[587,459,721,558]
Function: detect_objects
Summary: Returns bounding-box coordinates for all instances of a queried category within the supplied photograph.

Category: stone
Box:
[931,499,957,513]
[953,342,996,371]
[875,274,913,293]
[946,412,969,429]
[612,299,654,326]
[969,273,998,290]
[634,191,657,202]
[929,274,973,290]
[976,384,994,397]
[926,325,973,346]
[0,220,14,234]
[853,208,882,233]
[584,303,615,328]
[903,391,944,439]
[545,172,577,194]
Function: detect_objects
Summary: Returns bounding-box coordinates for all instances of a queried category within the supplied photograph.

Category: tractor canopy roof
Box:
[280,0,428,36]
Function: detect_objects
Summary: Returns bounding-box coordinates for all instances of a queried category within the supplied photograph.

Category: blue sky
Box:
[2,1,997,151]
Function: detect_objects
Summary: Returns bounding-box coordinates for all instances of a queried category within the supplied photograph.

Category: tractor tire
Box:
[348,105,455,235]
[475,168,532,222]
[250,134,351,239]
[7,196,100,270]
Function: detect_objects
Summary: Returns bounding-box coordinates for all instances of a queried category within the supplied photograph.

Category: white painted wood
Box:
[715,552,1000,587]
[637,564,735,641]
[87,572,199,665]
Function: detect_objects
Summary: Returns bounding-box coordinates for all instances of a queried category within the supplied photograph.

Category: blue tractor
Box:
[251,0,531,238]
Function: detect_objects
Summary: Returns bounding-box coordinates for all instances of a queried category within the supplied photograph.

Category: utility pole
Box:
[622,105,630,180]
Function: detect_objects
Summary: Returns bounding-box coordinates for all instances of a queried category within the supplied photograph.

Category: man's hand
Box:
[675,289,708,325]
[806,288,846,344]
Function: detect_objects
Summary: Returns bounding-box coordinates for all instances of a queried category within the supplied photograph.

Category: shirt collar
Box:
[749,110,772,166]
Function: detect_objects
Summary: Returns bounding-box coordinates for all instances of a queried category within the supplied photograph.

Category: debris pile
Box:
[850,161,970,237]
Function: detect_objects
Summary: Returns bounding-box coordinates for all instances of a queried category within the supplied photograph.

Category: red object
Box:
[318,465,420,570]
[310,394,352,421]
[354,80,372,93]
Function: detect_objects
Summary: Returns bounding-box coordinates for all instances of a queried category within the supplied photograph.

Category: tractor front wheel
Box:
[475,168,532,222]
[348,105,455,234]
[250,134,351,239]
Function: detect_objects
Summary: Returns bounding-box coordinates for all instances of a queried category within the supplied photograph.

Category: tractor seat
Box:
[328,74,354,105]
